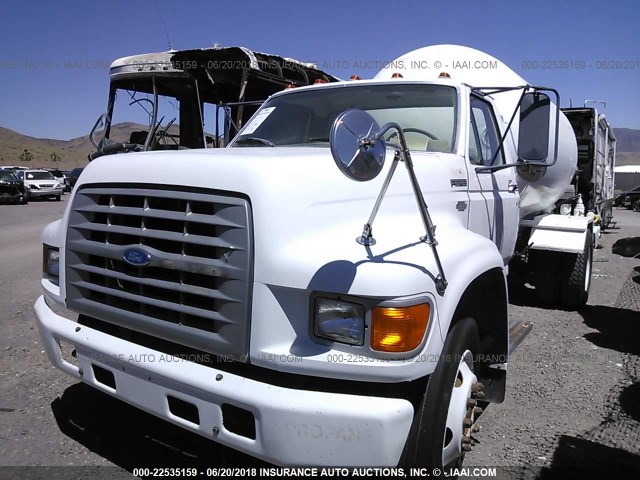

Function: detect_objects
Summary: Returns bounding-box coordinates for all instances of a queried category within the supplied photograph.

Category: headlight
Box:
[313,297,365,346]
[43,245,60,283]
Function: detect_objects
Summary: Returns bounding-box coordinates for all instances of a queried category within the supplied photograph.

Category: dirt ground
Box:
[0,196,639,479]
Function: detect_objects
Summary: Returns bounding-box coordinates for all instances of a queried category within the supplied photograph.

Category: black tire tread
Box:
[400,318,479,469]
[560,232,592,310]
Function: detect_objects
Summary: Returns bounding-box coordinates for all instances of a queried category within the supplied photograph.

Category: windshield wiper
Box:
[234,137,275,147]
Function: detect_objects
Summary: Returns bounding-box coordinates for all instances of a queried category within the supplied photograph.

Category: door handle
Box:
[508,182,519,193]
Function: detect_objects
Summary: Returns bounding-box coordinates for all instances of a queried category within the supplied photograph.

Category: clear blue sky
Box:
[1,0,639,140]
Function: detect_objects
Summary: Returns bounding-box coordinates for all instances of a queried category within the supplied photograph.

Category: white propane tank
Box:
[375,45,577,218]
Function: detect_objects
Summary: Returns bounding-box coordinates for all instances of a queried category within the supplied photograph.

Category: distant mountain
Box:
[1,124,639,170]
[613,128,640,153]
[612,128,640,166]
[0,123,147,170]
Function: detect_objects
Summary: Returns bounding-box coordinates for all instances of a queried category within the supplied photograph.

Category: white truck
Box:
[35,44,596,468]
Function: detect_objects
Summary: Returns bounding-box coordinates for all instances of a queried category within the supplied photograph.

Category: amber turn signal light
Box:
[371,304,429,352]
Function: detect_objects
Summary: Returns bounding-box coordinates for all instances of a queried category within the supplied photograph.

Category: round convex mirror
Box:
[329,109,386,181]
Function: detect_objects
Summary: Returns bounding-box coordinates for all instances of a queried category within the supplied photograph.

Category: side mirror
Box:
[329,109,386,181]
[518,91,553,163]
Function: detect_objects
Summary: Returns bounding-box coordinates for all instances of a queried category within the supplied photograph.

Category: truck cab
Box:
[36,45,586,469]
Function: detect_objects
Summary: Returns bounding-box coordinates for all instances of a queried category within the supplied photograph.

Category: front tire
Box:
[401,318,482,470]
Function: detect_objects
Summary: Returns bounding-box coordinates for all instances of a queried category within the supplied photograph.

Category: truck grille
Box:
[65,185,253,360]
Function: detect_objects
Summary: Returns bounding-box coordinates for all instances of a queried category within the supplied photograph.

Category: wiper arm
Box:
[234,137,275,147]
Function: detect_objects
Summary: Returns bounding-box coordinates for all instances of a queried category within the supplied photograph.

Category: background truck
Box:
[514,103,616,308]
[35,44,604,469]
[562,104,617,229]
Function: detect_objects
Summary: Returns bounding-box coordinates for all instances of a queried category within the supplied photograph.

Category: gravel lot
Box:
[1,196,639,478]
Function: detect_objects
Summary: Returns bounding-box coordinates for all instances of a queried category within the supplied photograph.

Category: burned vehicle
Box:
[89,46,338,159]
[0,170,27,204]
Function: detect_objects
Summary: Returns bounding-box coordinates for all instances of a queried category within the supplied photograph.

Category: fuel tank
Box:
[374,44,577,218]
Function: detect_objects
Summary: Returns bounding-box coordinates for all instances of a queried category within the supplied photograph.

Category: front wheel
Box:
[401,318,484,470]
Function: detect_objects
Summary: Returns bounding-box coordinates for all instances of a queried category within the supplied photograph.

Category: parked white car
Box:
[45,168,70,192]
[14,169,63,201]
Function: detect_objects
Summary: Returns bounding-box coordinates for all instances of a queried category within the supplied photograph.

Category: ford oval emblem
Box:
[122,248,151,267]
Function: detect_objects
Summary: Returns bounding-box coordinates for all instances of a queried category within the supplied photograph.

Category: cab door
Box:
[466,95,519,263]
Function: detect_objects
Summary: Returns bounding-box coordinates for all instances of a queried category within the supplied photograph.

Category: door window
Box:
[469,97,504,166]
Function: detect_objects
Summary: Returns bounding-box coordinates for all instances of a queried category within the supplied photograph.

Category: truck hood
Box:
[74,147,466,297]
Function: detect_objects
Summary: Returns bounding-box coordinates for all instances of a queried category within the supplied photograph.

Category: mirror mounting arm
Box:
[330,111,448,295]
[397,132,448,295]
[356,150,401,246]
[375,123,448,295]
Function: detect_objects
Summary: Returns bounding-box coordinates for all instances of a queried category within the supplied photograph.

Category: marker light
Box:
[371,304,429,352]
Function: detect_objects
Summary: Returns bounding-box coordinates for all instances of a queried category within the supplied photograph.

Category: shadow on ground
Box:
[612,237,640,258]
[536,435,640,479]
[51,383,267,471]
[533,264,640,479]
[620,382,640,423]
[579,304,640,356]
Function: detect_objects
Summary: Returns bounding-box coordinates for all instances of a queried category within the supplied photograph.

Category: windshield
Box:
[108,85,182,148]
[232,83,457,152]
[101,76,223,152]
[0,172,18,181]
[26,171,55,180]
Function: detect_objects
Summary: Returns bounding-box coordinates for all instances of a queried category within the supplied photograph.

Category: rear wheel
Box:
[401,318,483,470]
[55,195,61,202]
[560,231,593,309]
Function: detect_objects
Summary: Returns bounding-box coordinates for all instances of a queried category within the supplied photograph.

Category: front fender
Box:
[425,227,506,342]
